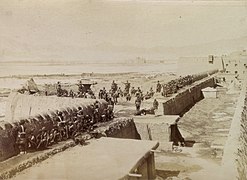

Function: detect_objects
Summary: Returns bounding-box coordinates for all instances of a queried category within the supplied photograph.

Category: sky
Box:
[0,0,247,62]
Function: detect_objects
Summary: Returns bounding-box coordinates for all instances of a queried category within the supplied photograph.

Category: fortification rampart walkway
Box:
[221,80,247,180]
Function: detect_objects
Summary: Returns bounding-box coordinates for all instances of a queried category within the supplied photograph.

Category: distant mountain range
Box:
[0,36,246,63]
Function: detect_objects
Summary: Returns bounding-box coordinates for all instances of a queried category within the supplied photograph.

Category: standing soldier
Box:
[98,89,103,99]
[131,87,136,96]
[113,91,119,104]
[92,101,101,123]
[56,111,67,140]
[16,120,27,154]
[77,107,84,129]
[69,90,74,98]
[153,99,159,110]
[135,95,142,112]
[156,81,162,93]
[126,93,131,101]
[124,80,131,95]
[117,87,123,97]
[150,87,154,96]
[56,81,62,97]
[111,80,118,93]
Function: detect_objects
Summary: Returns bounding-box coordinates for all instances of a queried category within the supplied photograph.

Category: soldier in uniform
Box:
[117,87,123,97]
[113,91,119,104]
[77,107,84,131]
[149,87,154,96]
[153,99,159,110]
[131,87,136,96]
[56,111,67,140]
[56,81,62,97]
[126,93,131,101]
[123,80,131,95]
[135,94,142,112]
[111,80,118,93]
[36,127,49,149]
[98,89,103,99]
[69,90,74,98]
[156,81,162,93]
[102,87,107,94]
[16,120,27,154]
[93,101,100,123]
[137,87,142,94]
[77,80,84,93]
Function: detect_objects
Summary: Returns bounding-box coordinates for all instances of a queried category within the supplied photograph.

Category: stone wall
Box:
[163,77,215,115]
[221,81,247,180]
[0,93,108,162]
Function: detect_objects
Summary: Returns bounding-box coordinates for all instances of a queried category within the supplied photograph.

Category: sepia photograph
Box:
[0,0,247,179]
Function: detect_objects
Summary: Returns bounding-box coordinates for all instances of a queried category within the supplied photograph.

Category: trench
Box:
[1,72,229,179]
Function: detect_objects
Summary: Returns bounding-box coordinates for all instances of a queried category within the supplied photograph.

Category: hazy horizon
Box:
[0,0,247,62]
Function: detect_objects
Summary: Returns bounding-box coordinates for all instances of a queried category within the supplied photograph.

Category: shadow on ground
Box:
[156,169,180,179]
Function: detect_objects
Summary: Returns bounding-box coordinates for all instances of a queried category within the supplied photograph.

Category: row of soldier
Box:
[162,75,194,97]
[15,101,114,154]
[56,81,96,99]
[161,71,218,97]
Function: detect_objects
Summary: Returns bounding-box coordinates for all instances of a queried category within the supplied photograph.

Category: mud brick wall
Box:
[221,81,246,180]
[0,93,108,162]
[237,95,247,179]
[163,77,215,116]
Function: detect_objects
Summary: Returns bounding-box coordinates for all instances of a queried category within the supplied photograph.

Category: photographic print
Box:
[0,0,246,179]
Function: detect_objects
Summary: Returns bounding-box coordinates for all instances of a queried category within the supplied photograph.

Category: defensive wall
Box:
[0,93,108,162]
[163,75,216,115]
[0,118,156,179]
[221,81,247,180]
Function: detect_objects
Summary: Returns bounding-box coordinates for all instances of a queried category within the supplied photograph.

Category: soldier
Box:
[156,81,162,93]
[113,91,119,104]
[153,99,159,110]
[93,101,100,123]
[56,111,68,140]
[124,80,131,94]
[162,84,168,97]
[111,80,118,93]
[16,120,27,154]
[36,127,49,149]
[144,91,151,100]
[69,89,74,98]
[149,87,154,96]
[137,87,142,94]
[135,95,142,112]
[131,87,136,96]
[77,80,84,93]
[117,87,123,97]
[77,107,84,131]
[108,97,115,109]
[102,87,107,94]
[126,93,131,101]
[107,103,114,120]
[102,91,108,101]
[56,81,62,97]
[98,89,103,99]
[27,128,37,150]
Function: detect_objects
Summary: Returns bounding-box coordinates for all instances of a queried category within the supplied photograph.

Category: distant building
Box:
[222,50,247,80]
